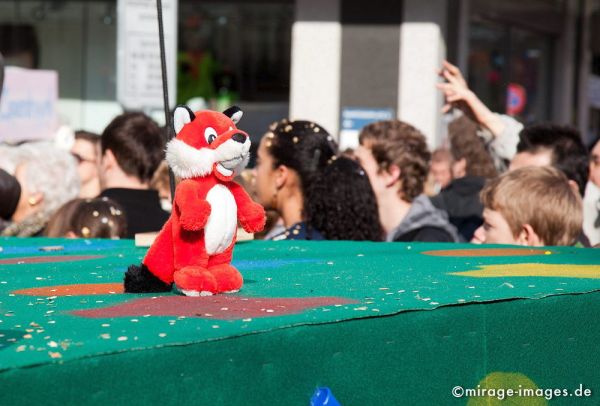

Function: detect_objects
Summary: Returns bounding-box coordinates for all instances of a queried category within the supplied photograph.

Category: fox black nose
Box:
[232,133,246,143]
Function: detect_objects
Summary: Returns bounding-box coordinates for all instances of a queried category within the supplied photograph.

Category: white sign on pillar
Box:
[117,0,177,111]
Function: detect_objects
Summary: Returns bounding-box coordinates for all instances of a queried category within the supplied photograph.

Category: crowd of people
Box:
[1,61,599,248]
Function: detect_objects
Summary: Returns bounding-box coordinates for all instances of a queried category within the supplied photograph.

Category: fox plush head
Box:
[166,106,250,182]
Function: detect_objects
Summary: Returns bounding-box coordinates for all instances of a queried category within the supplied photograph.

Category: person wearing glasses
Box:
[71,131,101,198]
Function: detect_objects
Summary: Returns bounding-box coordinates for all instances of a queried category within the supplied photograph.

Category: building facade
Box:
[1,0,599,146]
[291,0,600,146]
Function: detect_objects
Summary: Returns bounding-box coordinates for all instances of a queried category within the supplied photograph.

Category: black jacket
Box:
[99,188,169,238]
[430,176,486,242]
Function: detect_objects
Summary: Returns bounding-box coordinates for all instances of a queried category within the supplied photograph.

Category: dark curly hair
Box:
[359,120,430,202]
[517,124,588,196]
[305,157,382,241]
[448,116,497,178]
[266,119,338,200]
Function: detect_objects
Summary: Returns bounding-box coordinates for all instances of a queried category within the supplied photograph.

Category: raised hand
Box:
[436,60,505,137]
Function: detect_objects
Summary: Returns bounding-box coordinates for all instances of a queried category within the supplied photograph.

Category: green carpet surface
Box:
[0,237,598,405]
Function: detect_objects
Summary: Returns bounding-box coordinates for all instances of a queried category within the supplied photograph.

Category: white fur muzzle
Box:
[214,138,251,174]
[166,137,251,179]
[165,139,215,179]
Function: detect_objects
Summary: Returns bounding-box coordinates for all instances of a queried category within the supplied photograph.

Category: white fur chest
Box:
[204,184,237,255]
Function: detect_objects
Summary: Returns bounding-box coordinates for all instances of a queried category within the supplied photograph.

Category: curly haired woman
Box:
[254,119,337,240]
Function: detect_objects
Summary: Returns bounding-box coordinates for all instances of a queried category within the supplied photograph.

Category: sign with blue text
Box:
[339,107,395,150]
[0,67,58,143]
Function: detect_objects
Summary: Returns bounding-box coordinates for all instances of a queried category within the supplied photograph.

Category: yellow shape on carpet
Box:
[467,372,547,406]
[451,263,600,279]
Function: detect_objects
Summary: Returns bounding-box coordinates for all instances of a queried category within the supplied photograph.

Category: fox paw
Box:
[209,264,243,293]
[174,266,217,296]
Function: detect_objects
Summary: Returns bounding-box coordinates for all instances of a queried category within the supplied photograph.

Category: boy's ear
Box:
[384,164,401,188]
[517,224,544,247]
[102,149,117,170]
[567,180,579,195]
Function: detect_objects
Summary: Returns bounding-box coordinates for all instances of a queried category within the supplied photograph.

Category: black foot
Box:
[124,264,172,293]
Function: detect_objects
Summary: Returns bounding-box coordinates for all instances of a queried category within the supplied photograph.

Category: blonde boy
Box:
[472,166,582,246]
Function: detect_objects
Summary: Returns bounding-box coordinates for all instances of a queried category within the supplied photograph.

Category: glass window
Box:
[467,21,509,116]
[177,1,294,108]
[468,0,564,123]
[468,20,553,123]
[0,1,293,132]
[0,1,117,102]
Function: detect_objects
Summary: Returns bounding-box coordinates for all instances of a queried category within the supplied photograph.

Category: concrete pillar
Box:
[553,0,578,125]
[339,1,402,113]
[289,0,341,136]
[398,0,448,148]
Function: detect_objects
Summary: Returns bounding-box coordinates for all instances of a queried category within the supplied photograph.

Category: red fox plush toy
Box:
[124,106,266,296]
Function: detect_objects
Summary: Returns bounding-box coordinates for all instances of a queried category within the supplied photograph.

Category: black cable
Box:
[156,0,176,201]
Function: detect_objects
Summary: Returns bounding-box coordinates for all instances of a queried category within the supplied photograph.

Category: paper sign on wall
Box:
[117,0,177,111]
[0,67,59,144]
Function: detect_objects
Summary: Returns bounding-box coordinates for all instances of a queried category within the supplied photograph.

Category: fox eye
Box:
[204,127,217,144]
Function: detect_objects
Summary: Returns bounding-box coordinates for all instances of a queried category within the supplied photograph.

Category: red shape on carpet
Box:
[0,255,104,265]
[71,295,358,319]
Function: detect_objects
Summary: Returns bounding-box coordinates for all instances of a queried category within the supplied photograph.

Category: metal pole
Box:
[156,0,177,201]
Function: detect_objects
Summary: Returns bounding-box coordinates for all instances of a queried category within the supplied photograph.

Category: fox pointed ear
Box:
[173,105,195,134]
[223,106,243,124]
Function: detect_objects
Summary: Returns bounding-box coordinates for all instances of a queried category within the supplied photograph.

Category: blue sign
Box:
[341,107,395,131]
[339,107,395,150]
